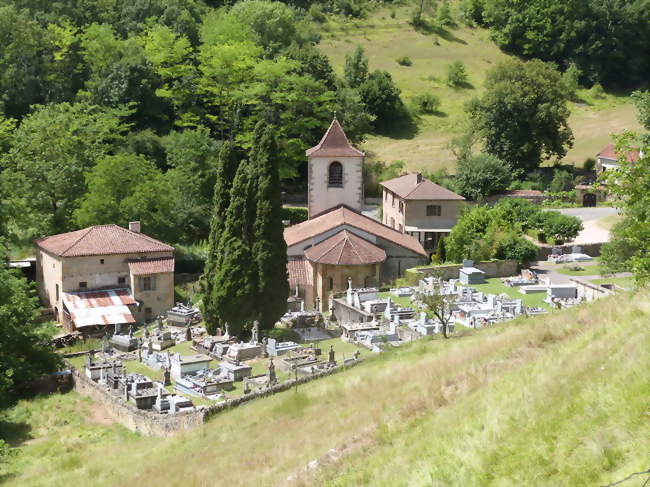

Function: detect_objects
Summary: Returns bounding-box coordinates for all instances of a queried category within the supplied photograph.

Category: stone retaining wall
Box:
[408,259,519,281]
[536,242,603,259]
[69,358,363,436]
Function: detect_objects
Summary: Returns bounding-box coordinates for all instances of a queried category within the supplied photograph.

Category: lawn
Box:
[3,289,648,486]
[378,291,413,309]
[461,277,551,310]
[319,6,642,173]
[590,276,635,289]
[554,263,607,277]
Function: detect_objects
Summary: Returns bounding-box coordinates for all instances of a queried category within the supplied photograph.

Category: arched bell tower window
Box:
[328,161,343,187]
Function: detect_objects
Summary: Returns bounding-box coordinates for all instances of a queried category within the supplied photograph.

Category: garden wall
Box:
[536,242,603,260]
[407,259,519,281]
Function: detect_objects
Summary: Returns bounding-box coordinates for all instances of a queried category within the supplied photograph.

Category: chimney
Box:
[129,221,141,233]
[416,172,423,183]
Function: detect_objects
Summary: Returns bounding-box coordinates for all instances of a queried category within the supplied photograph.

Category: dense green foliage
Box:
[601,133,650,283]
[0,263,60,407]
[445,198,580,263]
[454,153,512,200]
[468,59,573,172]
[473,0,650,88]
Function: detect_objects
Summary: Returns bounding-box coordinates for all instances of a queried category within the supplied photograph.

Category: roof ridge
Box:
[346,233,364,264]
[60,226,95,257]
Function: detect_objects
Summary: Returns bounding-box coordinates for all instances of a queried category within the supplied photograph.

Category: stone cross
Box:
[163,367,171,386]
[185,326,192,342]
[251,320,260,344]
[128,325,134,338]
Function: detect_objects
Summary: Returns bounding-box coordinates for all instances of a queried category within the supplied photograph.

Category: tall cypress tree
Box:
[210,158,258,337]
[251,124,289,329]
[200,142,245,334]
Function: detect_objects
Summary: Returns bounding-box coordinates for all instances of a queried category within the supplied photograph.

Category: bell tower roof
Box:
[306,118,365,158]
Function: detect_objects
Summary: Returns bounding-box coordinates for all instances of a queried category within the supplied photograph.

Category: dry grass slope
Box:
[319,7,643,173]
[2,290,648,486]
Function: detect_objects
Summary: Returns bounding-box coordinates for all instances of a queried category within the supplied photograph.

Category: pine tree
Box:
[251,123,289,329]
[208,158,258,337]
[200,142,239,333]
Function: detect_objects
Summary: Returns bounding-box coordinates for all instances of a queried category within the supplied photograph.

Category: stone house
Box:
[380,173,465,255]
[285,119,428,311]
[35,222,175,334]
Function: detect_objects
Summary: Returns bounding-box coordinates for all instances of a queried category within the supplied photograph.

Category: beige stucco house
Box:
[35,222,175,335]
[286,119,428,311]
[380,173,465,255]
[596,143,641,173]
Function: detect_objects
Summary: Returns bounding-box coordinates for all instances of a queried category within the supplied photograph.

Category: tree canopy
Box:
[467,59,573,173]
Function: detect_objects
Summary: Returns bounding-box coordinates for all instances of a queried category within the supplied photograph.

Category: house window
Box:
[55,284,59,302]
[390,217,395,228]
[399,201,404,213]
[118,277,126,285]
[328,162,343,187]
[100,259,104,264]
[140,276,156,291]
[391,193,395,208]
[79,281,87,289]
[426,205,442,216]
[328,277,334,290]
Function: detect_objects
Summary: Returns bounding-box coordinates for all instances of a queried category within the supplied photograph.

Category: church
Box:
[285,118,428,311]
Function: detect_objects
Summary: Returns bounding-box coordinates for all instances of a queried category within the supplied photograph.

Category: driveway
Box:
[553,207,619,244]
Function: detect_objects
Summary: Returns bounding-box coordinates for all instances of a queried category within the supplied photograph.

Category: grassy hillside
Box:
[319,7,643,173]
[2,289,648,486]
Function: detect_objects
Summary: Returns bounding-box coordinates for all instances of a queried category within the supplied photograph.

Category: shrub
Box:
[549,169,574,192]
[411,92,441,114]
[583,157,596,171]
[495,234,539,264]
[590,82,605,99]
[446,60,468,87]
[281,206,308,225]
[308,4,326,23]
[396,56,413,66]
[538,211,583,242]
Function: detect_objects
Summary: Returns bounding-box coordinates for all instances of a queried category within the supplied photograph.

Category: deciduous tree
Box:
[468,59,573,172]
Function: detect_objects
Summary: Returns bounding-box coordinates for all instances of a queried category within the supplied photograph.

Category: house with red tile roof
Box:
[286,119,428,311]
[35,222,175,334]
[380,172,465,255]
[596,143,642,173]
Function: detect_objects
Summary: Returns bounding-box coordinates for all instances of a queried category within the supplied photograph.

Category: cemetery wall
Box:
[69,366,204,437]
[570,278,614,301]
[68,358,363,436]
[409,259,518,281]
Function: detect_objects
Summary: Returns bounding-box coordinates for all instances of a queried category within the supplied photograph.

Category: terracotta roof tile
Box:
[128,257,175,275]
[287,258,313,289]
[35,224,174,257]
[597,143,640,163]
[284,205,427,257]
[306,119,365,158]
[380,173,464,200]
[304,230,386,265]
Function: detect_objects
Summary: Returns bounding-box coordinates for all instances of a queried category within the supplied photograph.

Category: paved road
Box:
[554,207,619,244]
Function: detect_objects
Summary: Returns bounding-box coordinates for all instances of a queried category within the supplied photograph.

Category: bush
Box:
[446,60,469,87]
[538,211,583,242]
[411,92,441,114]
[583,157,596,171]
[549,169,574,192]
[281,206,308,225]
[175,243,208,274]
[492,198,542,230]
[495,234,538,264]
[308,4,326,23]
[396,56,412,66]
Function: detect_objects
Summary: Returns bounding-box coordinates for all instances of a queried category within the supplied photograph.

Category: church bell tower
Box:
[306,118,365,218]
